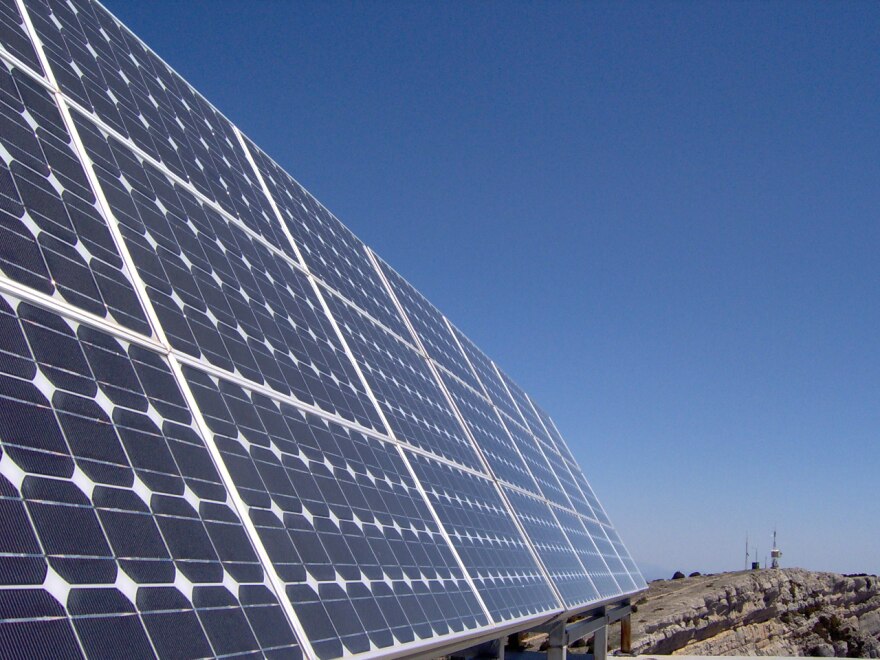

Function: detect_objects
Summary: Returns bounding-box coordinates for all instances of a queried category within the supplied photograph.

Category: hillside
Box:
[617,568,880,657]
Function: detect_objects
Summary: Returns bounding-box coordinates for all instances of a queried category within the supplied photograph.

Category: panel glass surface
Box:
[407,452,560,622]
[502,487,599,608]
[22,0,295,258]
[0,291,300,659]
[0,58,149,335]
[184,367,487,659]
[328,293,484,472]
[72,112,383,433]
[245,138,411,340]
[438,370,539,495]
[377,258,482,392]
[0,0,42,74]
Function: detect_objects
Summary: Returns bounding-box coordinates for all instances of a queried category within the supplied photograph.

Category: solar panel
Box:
[0,0,646,656]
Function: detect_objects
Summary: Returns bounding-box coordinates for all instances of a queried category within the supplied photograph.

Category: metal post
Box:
[547,620,567,660]
[593,624,608,660]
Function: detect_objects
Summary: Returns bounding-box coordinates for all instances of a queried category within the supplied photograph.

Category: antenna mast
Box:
[771,528,782,569]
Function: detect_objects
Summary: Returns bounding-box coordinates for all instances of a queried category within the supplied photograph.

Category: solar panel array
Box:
[0,0,646,658]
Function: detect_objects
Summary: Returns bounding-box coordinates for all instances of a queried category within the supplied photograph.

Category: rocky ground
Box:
[614,568,880,657]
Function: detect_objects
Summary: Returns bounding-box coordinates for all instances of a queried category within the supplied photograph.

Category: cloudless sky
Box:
[104,0,879,579]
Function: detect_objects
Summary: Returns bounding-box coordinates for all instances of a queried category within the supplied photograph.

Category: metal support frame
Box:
[542,602,632,660]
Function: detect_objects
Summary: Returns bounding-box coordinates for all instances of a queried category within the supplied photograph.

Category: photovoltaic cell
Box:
[0,0,42,75]
[0,291,301,659]
[502,487,600,608]
[328,293,484,472]
[407,453,560,623]
[183,367,487,659]
[0,58,149,335]
[377,258,482,393]
[245,138,411,341]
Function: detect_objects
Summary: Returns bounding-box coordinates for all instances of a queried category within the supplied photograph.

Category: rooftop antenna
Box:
[771,528,782,569]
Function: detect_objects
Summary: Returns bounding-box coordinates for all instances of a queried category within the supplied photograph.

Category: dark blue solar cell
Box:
[0,0,43,75]
[0,291,300,658]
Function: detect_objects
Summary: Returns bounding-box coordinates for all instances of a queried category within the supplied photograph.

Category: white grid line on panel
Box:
[366,246,570,615]
[236,128,499,641]
[0,32,44,82]
[0,275,163,355]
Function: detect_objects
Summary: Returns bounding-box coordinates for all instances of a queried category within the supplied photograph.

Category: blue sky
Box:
[105,0,879,579]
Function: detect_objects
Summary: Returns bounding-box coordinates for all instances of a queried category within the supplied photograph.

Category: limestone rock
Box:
[618,569,880,657]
